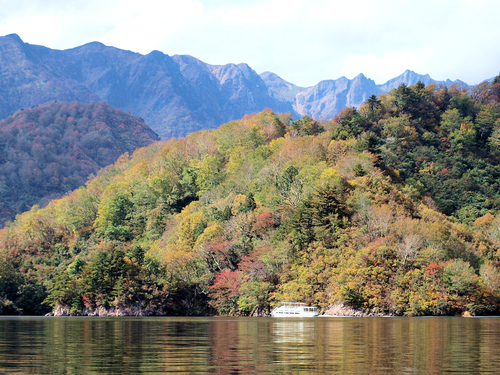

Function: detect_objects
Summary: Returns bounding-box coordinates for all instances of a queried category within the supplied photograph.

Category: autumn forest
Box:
[1,77,500,317]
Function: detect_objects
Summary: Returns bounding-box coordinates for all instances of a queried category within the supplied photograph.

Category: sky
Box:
[0,0,498,87]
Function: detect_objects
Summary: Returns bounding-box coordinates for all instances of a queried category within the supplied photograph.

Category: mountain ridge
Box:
[262,69,464,120]
[0,34,468,138]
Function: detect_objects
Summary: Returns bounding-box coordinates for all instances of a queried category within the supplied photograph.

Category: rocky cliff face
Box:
[0,34,465,138]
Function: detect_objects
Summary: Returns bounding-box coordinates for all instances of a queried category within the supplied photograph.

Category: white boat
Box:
[270,302,318,317]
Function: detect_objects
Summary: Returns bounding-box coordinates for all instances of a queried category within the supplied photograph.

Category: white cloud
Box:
[0,13,60,45]
[98,0,206,54]
[0,0,498,86]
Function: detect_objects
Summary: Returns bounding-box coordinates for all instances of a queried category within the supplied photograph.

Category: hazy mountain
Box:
[377,69,461,91]
[0,34,293,138]
[0,34,467,138]
[261,70,464,120]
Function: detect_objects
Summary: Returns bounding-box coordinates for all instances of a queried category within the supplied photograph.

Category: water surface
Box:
[1,316,499,374]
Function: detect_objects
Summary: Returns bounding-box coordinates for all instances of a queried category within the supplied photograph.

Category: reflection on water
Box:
[273,320,315,343]
[1,316,500,374]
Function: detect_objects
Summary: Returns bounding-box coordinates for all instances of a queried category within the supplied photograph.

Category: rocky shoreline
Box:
[46,303,391,317]
[322,303,393,317]
[45,305,168,317]
[45,303,475,318]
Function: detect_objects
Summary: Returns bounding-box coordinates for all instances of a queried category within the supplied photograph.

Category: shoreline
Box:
[321,303,393,317]
[36,303,489,318]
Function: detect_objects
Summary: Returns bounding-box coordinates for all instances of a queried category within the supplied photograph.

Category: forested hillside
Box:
[1,77,500,317]
[0,101,159,227]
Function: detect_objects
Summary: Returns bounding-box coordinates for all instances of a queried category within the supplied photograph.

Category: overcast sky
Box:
[0,0,498,87]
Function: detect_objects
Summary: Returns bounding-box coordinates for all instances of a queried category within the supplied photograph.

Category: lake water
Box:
[1,316,500,374]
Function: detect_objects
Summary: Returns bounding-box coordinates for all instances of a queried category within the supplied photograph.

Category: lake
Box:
[1,316,500,374]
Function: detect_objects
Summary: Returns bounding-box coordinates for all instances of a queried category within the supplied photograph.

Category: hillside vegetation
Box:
[1,77,500,316]
[0,101,159,226]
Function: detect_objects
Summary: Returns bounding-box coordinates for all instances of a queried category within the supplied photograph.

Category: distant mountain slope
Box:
[0,33,467,138]
[0,34,99,116]
[377,69,461,91]
[0,101,159,226]
[261,70,463,120]
[0,34,293,138]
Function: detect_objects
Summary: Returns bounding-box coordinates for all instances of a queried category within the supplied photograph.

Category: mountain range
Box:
[0,33,466,138]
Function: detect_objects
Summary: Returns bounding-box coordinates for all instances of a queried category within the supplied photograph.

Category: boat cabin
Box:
[270,302,318,317]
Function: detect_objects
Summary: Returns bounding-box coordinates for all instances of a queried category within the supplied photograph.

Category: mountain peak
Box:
[85,41,106,47]
[148,49,166,56]
[5,33,23,44]
[353,73,369,81]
